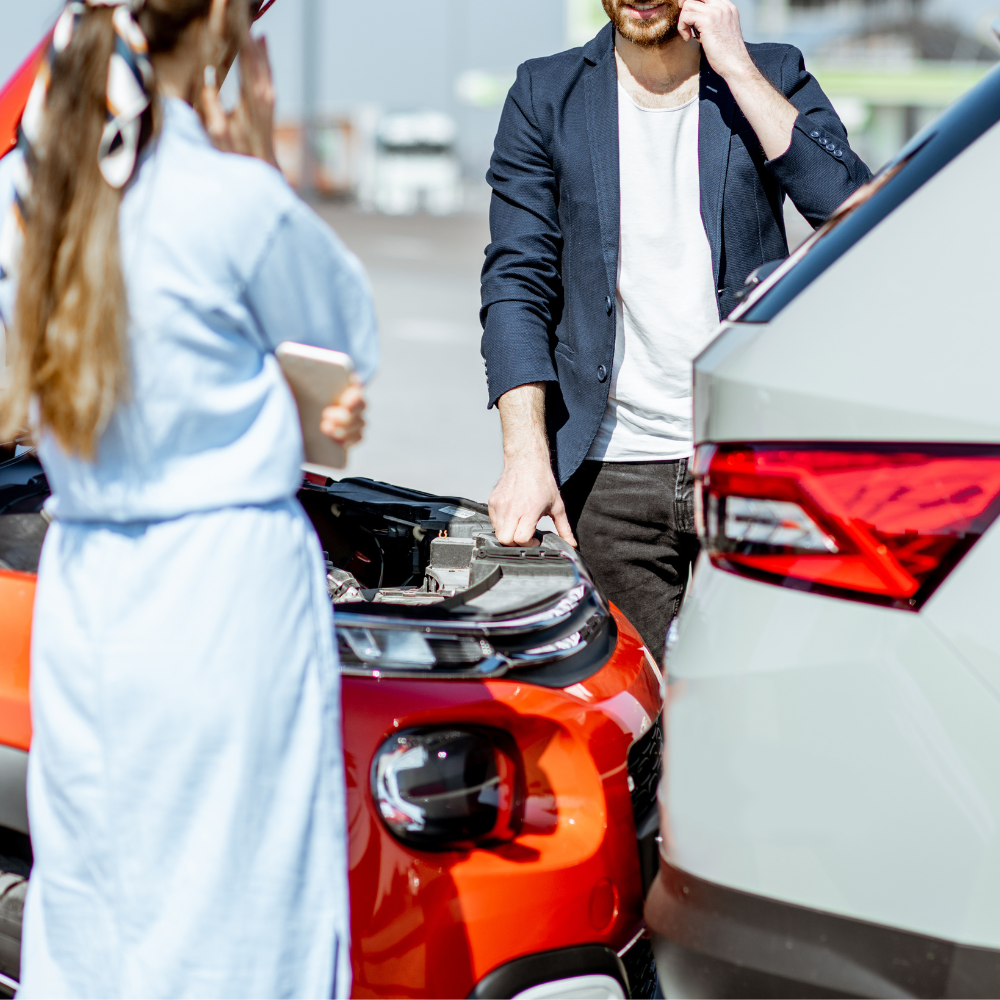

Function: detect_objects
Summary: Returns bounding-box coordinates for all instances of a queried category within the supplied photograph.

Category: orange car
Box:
[0,43,663,999]
[0,449,662,998]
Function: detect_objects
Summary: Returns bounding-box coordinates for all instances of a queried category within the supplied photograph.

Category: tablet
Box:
[276,341,355,476]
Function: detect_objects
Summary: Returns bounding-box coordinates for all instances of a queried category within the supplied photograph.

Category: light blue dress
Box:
[0,98,377,998]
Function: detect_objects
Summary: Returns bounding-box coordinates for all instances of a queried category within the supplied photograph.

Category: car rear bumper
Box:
[646,858,1000,999]
[662,556,1000,951]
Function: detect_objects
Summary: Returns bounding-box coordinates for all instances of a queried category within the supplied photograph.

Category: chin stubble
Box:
[602,0,681,45]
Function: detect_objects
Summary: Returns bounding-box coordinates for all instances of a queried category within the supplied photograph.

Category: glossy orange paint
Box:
[0,571,33,752]
[0,563,659,997]
[343,606,660,998]
[0,42,662,998]
[0,36,47,162]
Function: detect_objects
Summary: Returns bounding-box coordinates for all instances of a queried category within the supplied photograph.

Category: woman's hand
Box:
[201,32,278,168]
[320,380,366,451]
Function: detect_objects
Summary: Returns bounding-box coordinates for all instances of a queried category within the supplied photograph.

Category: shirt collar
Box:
[162,97,212,149]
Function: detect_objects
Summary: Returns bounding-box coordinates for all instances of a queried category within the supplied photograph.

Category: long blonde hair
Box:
[0,0,246,458]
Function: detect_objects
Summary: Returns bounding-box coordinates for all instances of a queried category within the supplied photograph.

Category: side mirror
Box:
[733,259,784,304]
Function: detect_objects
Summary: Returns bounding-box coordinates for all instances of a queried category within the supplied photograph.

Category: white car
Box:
[647,58,1000,998]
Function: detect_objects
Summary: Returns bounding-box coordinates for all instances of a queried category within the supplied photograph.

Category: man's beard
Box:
[601,0,681,45]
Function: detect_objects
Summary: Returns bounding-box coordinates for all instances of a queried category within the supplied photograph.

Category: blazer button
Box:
[810,130,820,138]
[605,295,613,315]
[597,364,608,382]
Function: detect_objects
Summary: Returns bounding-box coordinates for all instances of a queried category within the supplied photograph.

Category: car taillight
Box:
[694,444,1000,610]
[371,728,524,850]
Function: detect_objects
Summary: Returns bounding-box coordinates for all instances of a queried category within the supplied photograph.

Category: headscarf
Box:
[0,0,154,285]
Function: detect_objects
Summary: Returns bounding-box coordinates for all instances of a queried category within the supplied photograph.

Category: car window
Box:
[734,63,1000,324]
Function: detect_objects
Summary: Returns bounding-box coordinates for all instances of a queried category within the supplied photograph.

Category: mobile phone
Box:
[276,341,354,476]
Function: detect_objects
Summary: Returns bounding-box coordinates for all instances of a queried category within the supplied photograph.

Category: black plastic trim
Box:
[468,944,628,999]
[649,859,1000,998]
[505,614,618,688]
[635,808,660,897]
[741,63,1000,323]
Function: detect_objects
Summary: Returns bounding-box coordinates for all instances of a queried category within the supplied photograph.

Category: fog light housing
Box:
[371,727,524,849]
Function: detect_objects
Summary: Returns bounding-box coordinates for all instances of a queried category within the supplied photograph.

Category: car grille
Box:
[627,714,662,825]
[428,636,491,663]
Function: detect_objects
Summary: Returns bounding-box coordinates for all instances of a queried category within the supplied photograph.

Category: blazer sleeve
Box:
[480,61,562,409]
[763,46,873,227]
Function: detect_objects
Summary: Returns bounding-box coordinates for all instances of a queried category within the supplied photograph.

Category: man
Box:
[480,0,870,656]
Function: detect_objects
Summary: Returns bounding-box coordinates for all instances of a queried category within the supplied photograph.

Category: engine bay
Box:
[299,477,580,619]
[0,453,615,684]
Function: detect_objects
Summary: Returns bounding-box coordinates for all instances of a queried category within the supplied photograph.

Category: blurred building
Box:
[750,0,998,166]
[570,0,998,169]
[264,0,998,206]
[2,0,994,205]
[263,0,568,207]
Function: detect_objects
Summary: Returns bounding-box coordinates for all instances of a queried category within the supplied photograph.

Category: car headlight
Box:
[370,727,524,850]
[338,624,508,678]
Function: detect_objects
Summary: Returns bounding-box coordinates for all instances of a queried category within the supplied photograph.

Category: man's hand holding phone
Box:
[677,0,798,160]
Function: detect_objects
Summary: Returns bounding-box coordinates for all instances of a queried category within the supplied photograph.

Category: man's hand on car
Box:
[489,383,577,548]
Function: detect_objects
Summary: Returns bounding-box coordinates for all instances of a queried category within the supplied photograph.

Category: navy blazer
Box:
[480,23,871,485]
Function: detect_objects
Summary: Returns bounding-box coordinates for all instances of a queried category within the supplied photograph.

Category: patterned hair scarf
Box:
[0,0,153,286]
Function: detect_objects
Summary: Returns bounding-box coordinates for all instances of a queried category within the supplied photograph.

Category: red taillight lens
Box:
[694,444,1000,610]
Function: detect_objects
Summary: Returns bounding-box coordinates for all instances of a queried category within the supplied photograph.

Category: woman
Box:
[0,0,376,996]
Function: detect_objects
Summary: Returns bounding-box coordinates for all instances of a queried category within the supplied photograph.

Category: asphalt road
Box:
[315,203,503,506]
[314,199,815,510]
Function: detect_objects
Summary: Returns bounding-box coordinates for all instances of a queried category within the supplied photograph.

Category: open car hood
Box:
[0,451,617,688]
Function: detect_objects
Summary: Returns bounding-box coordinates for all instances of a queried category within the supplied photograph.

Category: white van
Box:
[647,58,1000,998]
[367,110,463,216]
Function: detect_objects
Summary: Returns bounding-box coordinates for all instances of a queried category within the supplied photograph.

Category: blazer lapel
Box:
[698,55,735,303]
[584,25,620,309]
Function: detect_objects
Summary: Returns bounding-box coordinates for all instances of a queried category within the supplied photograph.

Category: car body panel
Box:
[676,77,1000,958]
[346,607,658,997]
[0,38,46,161]
[664,553,1000,949]
[694,121,1000,447]
[0,571,32,752]
[0,570,659,997]
[922,516,1000,706]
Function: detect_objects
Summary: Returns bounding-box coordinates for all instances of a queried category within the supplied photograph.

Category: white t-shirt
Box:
[586,85,719,463]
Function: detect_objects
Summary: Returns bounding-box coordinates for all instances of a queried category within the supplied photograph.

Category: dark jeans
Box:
[561,459,700,660]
